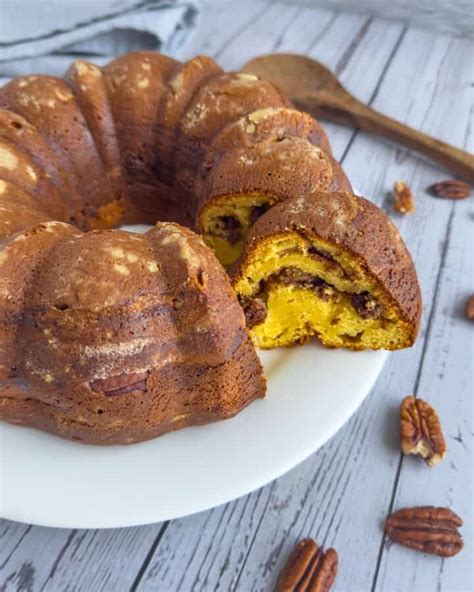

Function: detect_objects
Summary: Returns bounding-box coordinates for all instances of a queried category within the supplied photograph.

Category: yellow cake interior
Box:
[200,193,273,266]
[234,232,414,350]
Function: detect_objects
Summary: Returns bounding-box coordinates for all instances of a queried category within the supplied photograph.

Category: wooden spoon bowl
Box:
[243,53,474,183]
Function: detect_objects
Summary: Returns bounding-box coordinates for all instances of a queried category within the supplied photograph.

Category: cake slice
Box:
[198,137,351,266]
[233,192,421,350]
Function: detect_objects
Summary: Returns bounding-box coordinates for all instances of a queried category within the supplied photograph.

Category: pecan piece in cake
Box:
[400,396,446,466]
[214,216,242,245]
[385,506,463,557]
[90,371,149,396]
[275,538,338,592]
[273,267,318,288]
[242,297,267,328]
[351,291,381,319]
[271,268,335,301]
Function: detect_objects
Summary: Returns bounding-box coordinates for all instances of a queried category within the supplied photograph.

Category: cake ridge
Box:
[0,108,83,220]
[157,56,224,189]
[0,75,112,224]
[64,58,123,221]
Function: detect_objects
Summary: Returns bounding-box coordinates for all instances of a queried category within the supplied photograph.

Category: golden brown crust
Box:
[153,56,224,224]
[0,109,79,221]
[179,72,290,140]
[103,52,178,164]
[0,75,114,225]
[0,221,265,444]
[0,181,52,237]
[205,106,332,161]
[157,56,223,185]
[234,192,422,334]
[0,336,265,445]
[64,60,122,224]
[197,137,351,218]
[195,107,332,197]
[175,72,290,197]
[103,52,180,224]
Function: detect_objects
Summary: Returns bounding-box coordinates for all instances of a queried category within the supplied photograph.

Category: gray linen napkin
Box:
[0,0,201,84]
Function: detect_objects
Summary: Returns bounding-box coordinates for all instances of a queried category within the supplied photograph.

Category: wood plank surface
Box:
[0,1,472,591]
[375,161,473,592]
[276,0,474,39]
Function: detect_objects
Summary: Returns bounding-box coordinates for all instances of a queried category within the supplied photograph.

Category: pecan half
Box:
[393,181,415,214]
[385,506,463,557]
[275,538,338,592]
[427,179,471,200]
[89,370,149,396]
[400,396,446,466]
[465,294,474,321]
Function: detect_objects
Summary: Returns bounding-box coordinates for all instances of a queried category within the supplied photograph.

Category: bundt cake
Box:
[0,50,420,444]
[233,192,422,350]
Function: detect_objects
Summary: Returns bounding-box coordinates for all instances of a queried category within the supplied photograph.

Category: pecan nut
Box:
[400,396,446,466]
[385,506,463,557]
[427,179,471,200]
[393,181,415,214]
[89,370,149,396]
[275,538,338,592]
[465,294,474,321]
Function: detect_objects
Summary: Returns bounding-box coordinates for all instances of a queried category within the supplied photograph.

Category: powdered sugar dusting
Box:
[83,337,153,358]
[159,223,202,269]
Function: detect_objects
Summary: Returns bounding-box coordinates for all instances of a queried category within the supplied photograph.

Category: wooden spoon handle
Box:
[298,94,474,183]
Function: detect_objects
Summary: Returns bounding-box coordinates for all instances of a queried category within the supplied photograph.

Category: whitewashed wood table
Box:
[0,2,472,590]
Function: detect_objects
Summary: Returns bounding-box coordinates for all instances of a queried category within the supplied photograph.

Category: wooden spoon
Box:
[242,53,474,183]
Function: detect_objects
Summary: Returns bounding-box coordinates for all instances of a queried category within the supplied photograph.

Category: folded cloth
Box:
[0,0,201,83]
